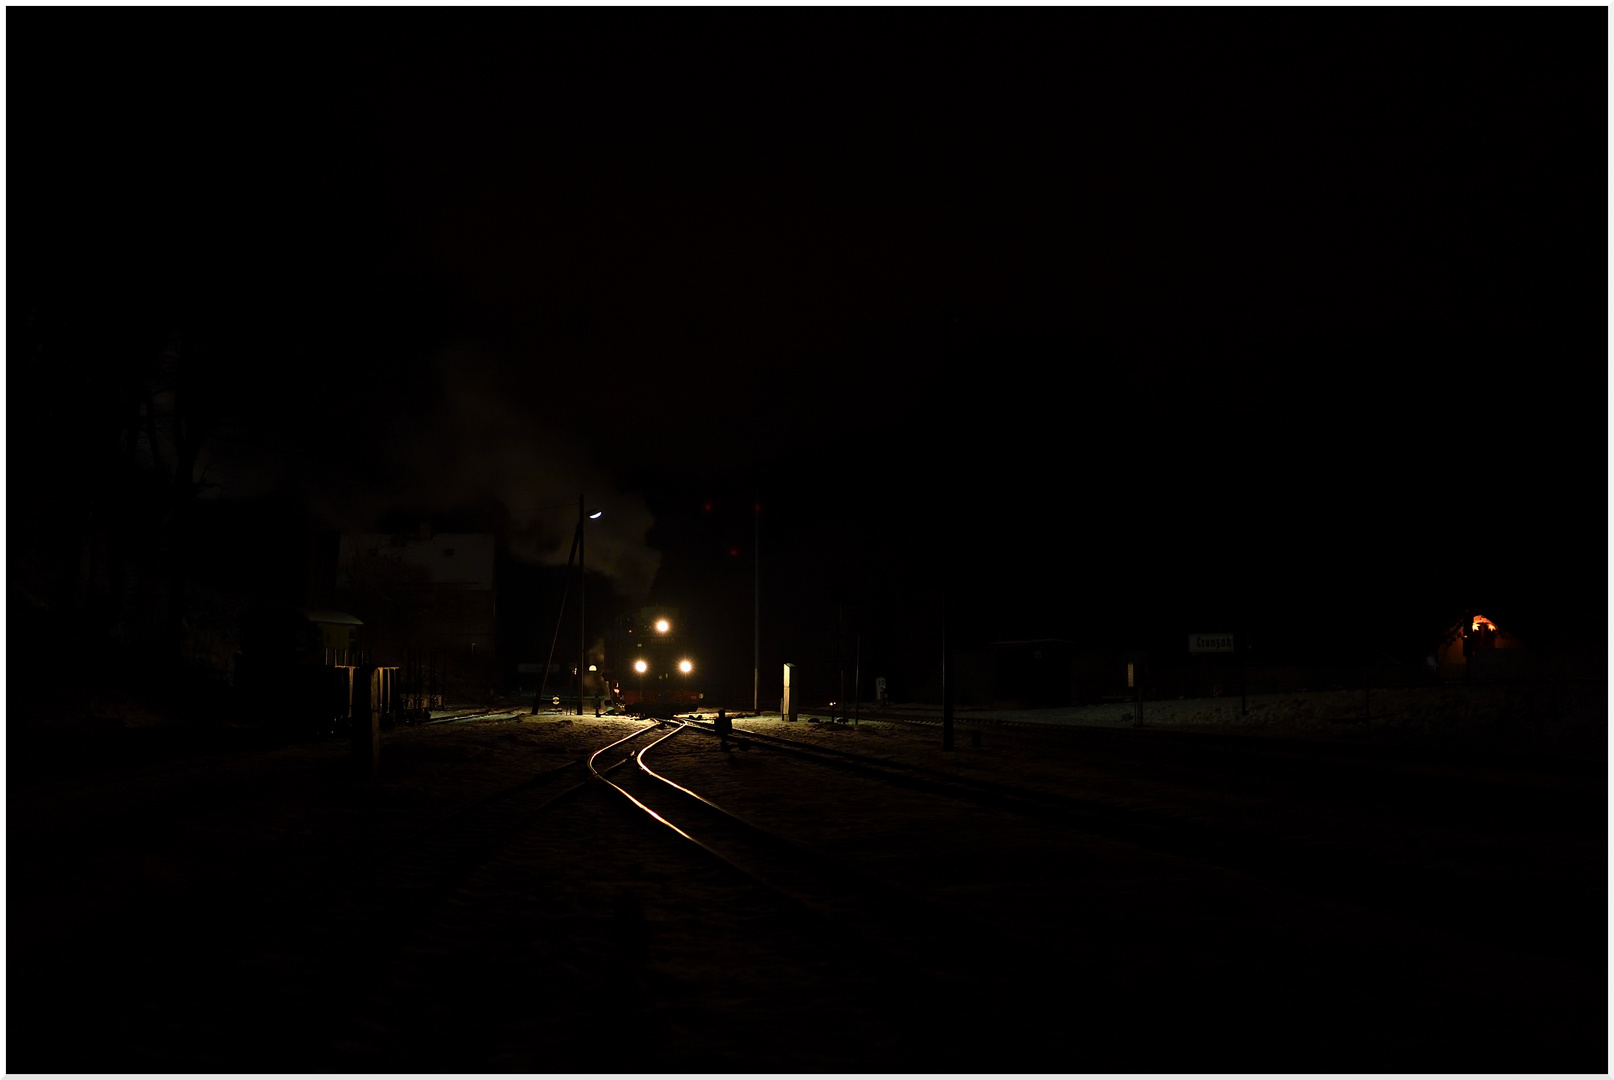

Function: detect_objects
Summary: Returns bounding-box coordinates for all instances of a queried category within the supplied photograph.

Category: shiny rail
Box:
[595,722,991,972]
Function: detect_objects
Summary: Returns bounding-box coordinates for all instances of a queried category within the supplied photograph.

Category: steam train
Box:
[612,606,702,719]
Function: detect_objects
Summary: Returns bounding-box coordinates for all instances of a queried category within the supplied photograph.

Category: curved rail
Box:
[587,721,675,778]
[596,722,993,972]
[590,722,751,865]
[683,717,1109,827]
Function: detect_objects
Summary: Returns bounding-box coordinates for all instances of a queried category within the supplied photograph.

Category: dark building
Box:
[334,525,497,694]
[982,639,1131,708]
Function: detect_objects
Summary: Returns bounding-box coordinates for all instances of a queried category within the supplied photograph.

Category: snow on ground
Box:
[732,679,1607,762]
[8,678,1605,1073]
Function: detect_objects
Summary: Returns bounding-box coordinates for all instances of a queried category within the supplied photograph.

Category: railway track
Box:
[664,716,1603,972]
[598,723,1004,973]
[323,719,1008,1073]
[599,717,1603,1071]
[691,716,1112,817]
[19,705,1602,1073]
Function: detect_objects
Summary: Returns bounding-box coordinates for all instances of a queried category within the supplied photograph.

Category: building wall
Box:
[335,532,497,662]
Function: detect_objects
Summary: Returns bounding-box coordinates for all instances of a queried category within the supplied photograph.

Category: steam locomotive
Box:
[613,606,702,719]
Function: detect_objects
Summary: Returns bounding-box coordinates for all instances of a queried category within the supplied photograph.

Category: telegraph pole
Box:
[753,486,760,715]
[533,521,580,715]
[578,493,586,716]
[942,574,954,751]
[853,631,861,728]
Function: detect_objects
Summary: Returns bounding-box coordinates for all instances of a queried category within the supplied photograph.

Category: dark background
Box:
[10,11,1606,710]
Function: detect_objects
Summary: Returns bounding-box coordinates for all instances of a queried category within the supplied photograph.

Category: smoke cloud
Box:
[305,341,662,601]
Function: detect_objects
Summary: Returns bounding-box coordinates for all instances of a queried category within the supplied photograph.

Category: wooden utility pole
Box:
[754,488,760,715]
[853,631,861,728]
[578,494,586,716]
[942,591,954,751]
[533,519,581,714]
[1135,657,1145,726]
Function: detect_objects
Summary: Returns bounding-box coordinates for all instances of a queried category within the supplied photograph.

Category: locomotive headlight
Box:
[634,660,649,674]
[655,619,670,634]
[679,660,693,674]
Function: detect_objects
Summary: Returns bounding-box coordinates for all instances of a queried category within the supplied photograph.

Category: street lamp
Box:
[531,495,603,716]
[578,496,602,716]
[754,486,761,715]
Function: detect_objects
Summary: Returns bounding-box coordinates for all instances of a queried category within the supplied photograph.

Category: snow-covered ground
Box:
[8,679,1605,1073]
[727,679,1607,760]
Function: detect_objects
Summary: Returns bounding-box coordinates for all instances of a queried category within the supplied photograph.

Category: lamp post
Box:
[754,486,761,715]
[531,496,602,716]
[578,496,602,715]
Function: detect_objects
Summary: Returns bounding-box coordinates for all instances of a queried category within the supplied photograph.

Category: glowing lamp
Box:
[634,660,648,674]
[679,660,693,674]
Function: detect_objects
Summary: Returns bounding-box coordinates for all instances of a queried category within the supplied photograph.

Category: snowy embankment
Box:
[797,681,1605,760]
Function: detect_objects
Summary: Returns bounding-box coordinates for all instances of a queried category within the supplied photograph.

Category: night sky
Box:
[11,11,1606,704]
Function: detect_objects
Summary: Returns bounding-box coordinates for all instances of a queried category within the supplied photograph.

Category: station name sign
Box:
[1189,633,1235,653]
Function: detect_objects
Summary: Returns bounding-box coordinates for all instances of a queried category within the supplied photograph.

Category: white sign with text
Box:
[1189,633,1235,653]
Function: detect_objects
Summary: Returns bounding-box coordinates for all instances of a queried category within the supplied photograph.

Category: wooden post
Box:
[1241,649,1248,716]
[781,663,797,722]
[942,591,953,751]
[853,632,860,729]
[352,665,380,782]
